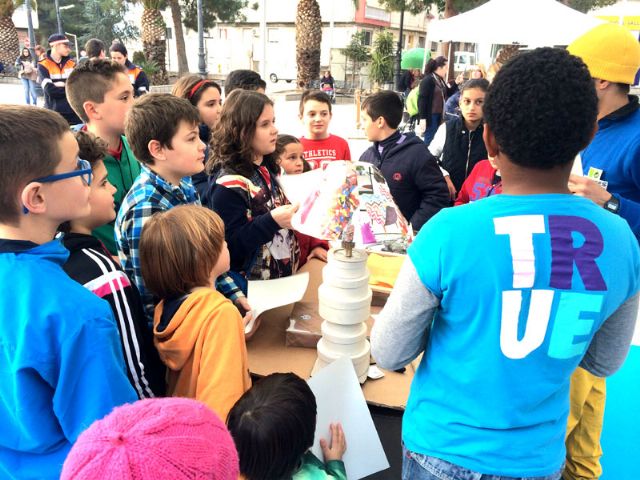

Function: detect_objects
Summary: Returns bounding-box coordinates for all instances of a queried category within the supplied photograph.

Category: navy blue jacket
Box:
[360,131,450,231]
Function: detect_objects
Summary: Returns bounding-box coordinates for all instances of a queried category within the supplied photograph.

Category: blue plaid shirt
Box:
[115,165,243,322]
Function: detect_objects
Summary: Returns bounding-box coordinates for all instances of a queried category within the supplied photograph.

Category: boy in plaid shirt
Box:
[115,94,248,324]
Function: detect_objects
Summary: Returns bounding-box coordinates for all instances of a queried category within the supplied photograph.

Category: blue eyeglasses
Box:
[23,158,93,214]
[31,157,93,186]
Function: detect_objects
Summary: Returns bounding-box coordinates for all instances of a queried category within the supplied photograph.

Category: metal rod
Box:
[25,0,36,54]
[55,0,64,34]
[394,2,405,91]
[197,0,207,76]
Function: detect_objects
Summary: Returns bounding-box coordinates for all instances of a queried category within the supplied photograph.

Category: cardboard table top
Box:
[246,258,415,410]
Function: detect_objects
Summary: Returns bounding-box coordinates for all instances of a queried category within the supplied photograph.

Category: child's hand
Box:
[271,202,299,229]
[244,313,261,340]
[234,297,251,317]
[235,297,261,340]
[308,246,328,262]
[568,174,610,207]
[443,175,457,201]
[320,423,347,462]
[417,119,427,135]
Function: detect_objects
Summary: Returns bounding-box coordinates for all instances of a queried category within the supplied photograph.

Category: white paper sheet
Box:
[307,357,390,480]
[279,168,325,204]
[571,154,583,176]
[245,272,309,334]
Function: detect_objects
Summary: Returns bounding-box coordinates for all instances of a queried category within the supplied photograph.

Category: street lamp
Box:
[394,2,406,91]
[24,0,36,54]
[197,0,207,76]
[55,3,75,35]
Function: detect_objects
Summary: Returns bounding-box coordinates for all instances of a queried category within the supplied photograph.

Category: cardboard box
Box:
[247,258,415,410]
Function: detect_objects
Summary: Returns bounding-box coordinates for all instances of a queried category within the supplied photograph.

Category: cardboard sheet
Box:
[246,272,309,334]
[246,259,415,410]
[308,357,390,480]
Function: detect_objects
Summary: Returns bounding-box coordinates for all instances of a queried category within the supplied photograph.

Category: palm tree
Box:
[168,0,188,75]
[0,0,21,71]
[138,0,168,84]
[295,0,321,89]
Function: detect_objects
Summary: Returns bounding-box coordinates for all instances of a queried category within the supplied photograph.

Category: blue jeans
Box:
[402,447,563,480]
[21,78,37,105]
[423,113,441,147]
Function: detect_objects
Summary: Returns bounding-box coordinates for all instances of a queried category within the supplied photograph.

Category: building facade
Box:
[159,0,431,84]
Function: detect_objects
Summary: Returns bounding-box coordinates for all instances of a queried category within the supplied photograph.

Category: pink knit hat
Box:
[61,397,239,480]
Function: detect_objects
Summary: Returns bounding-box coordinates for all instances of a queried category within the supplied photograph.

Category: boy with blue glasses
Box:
[0,106,137,479]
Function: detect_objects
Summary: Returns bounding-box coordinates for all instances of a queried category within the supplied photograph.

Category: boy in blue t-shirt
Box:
[370,48,640,479]
[0,106,136,479]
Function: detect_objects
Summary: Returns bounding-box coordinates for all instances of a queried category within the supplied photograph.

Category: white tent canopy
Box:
[427,0,604,46]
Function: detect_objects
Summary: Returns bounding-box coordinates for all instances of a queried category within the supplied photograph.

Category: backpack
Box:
[406,86,419,117]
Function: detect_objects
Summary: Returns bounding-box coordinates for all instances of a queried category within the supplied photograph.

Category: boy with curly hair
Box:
[371,48,640,479]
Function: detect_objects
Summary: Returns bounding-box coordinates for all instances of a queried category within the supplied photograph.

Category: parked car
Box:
[269,67,296,83]
[453,51,476,73]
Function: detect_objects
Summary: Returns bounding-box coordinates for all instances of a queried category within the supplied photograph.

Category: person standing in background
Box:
[38,34,81,125]
[109,42,150,97]
[15,48,38,105]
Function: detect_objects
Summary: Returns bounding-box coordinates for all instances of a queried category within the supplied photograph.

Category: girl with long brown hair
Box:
[205,90,299,291]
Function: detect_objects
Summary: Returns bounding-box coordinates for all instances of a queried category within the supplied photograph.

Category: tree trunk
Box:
[443,0,457,82]
[444,0,458,18]
[0,15,19,70]
[168,0,189,75]
[142,7,168,84]
[352,59,356,87]
[296,0,322,89]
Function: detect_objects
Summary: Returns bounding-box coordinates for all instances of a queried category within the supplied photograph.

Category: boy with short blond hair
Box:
[116,94,245,323]
[66,58,140,254]
[0,106,136,479]
[298,90,351,170]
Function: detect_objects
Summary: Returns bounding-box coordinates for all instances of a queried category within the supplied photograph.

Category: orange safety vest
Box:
[38,56,76,85]
[127,65,142,85]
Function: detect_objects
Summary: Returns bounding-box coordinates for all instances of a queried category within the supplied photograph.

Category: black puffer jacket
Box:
[440,116,487,191]
[360,131,450,231]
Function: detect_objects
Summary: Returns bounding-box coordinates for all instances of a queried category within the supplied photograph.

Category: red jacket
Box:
[295,232,329,268]
[454,159,502,206]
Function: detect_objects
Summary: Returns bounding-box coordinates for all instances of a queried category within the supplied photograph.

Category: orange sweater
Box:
[153,287,251,421]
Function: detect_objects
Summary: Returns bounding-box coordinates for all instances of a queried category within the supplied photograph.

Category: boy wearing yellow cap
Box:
[565,23,640,480]
[567,23,640,238]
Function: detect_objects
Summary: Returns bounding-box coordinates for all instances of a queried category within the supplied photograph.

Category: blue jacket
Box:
[581,96,640,240]
[0,238,137,479]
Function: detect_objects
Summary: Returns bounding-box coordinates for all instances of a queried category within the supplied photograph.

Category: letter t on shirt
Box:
[300,134,351,170]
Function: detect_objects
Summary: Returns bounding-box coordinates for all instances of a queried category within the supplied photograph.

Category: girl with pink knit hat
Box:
[61,397,239,479]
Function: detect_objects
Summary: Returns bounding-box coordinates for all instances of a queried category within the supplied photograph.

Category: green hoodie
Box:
[93,135,141,254]
[292,452,347,480]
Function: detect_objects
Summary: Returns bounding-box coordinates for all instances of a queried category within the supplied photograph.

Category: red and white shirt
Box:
[300,134,351,170]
